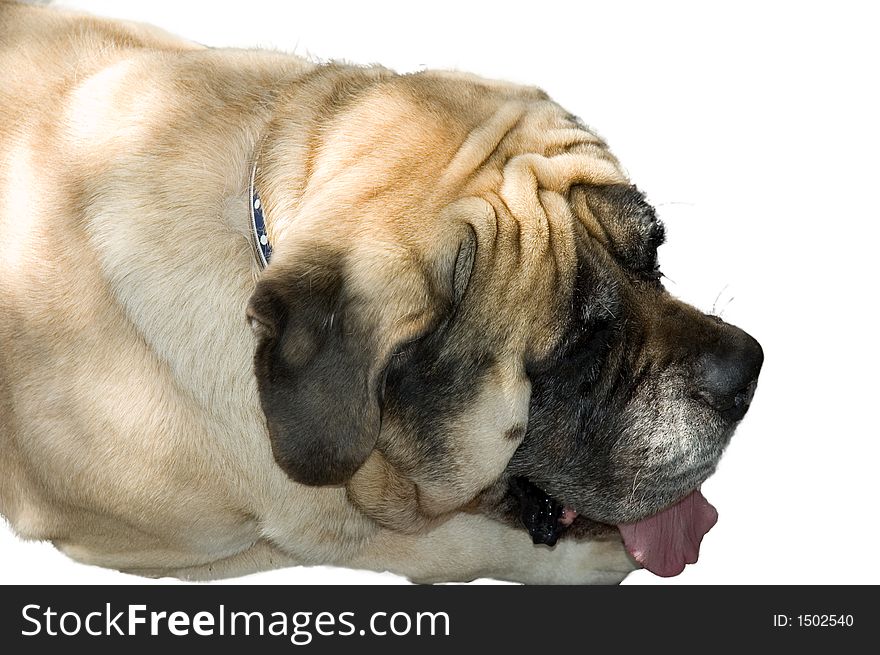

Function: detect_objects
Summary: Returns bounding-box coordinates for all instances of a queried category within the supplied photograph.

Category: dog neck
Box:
[249,162,272,268]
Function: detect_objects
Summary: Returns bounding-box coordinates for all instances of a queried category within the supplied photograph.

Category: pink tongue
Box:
[617,489,718,577]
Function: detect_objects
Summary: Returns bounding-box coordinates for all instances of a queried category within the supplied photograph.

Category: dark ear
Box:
[246,260,382,486]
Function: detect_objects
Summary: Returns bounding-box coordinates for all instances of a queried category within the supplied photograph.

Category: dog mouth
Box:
[510,477,718,577]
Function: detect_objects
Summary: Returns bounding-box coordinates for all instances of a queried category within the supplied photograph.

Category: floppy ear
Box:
[246,257,384,486]
[246,222,476,487]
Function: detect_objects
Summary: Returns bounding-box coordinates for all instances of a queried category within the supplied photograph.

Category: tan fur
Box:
[0,1,635,582]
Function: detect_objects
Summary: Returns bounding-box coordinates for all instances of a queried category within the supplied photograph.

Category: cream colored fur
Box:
[0,1,635,582]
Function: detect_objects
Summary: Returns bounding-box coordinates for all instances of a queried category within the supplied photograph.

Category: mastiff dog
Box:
[0,2,763,583]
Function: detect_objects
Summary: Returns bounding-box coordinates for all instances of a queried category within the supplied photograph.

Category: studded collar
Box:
[249,163,272,268]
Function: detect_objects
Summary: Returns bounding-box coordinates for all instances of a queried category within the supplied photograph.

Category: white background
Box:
[2,0,878,585]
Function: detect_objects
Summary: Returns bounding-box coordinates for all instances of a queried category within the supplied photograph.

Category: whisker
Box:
[630,466,644,503]
[711,284,729,315]
[654,201,695,208]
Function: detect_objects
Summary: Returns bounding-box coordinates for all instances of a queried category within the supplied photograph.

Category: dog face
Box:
[490,184,764,534]
[245,72,762,544]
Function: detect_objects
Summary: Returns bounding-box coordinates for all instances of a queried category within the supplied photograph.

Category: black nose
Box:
[695,326,764,421]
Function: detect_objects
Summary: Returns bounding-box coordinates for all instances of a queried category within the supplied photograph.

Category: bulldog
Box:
[0,1,762,583]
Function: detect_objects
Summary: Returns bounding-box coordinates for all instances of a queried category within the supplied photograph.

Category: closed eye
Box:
[391,335,423,362]
[643,262,663,285]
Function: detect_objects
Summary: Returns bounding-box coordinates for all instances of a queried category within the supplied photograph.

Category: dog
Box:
[0,1,762,583]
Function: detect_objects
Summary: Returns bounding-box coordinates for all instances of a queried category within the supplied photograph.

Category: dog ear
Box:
[246,257,384,486]
[247,224,476,487]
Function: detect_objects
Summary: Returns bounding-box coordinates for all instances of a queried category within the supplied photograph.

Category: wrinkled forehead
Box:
[436,99,665,359]
[306,80,662,357]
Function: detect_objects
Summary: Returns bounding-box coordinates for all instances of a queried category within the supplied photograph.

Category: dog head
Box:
[245,70,762,570]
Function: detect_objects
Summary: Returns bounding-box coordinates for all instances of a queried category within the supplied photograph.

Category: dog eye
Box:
[574,183,665,282]
[391,335,424,361]
[644,262,663,285]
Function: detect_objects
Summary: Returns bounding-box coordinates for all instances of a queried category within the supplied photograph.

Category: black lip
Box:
[507,477,618,544]
[509,477,565,546]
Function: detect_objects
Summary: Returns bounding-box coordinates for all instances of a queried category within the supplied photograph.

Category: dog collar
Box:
[249,163,272,268]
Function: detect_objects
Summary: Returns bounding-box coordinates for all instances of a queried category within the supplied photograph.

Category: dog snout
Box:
[694,326,763,421]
